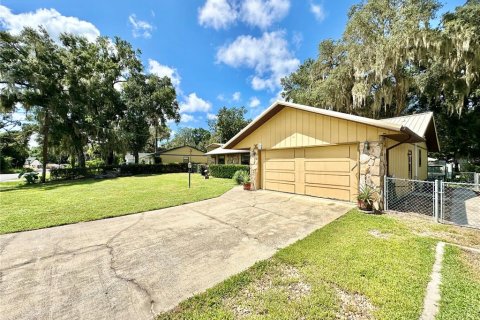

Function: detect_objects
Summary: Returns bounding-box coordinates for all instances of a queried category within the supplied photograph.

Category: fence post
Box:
[383,175,387,211]
[475,173,480,192]
[434,179,439,223]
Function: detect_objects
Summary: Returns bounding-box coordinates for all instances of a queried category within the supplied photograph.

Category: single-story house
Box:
[23,157,42,169]
[158,146,208,164]
[223,101,439,207]
[205,143,250,165]
[125,153,155,164]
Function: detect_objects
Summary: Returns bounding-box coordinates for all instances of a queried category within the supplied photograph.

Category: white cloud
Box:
[310,2,326,22]
[207,113,218,120]
[217,94,225,101]
[198,0,290,30]
[148,59,181,88]
[232,91,241,101]
[0,5,100,41]
[198,0,237,30]
[217,31,299,91]
[128,14,154,38]
[292,31,303,49]
[240,0,290,29]
[249,97,261,108]
[180,93,212,113]
[180,113,195,123]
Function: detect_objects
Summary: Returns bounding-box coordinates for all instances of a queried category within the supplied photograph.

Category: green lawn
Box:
[438,245,480,319]
[159,211,440,320]
[0,173,235,234]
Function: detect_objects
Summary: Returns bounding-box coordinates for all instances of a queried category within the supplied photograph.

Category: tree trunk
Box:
[134,151,139,164]
[154,126,158,155]
[41,110,50,183]
[77,148,86,168]
[106,150,114,165]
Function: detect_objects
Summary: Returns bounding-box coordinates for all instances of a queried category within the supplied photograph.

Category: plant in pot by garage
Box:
[357,185,377,213]
[233,170,251,190]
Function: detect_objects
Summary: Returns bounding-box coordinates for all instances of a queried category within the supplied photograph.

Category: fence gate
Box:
[385,176,480,229]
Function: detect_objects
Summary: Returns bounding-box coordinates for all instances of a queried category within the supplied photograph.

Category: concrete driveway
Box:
[0,173,20,182]
[0,187,353,320]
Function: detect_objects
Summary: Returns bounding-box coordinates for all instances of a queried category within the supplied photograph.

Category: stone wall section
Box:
[249,145,260,190]
[359,140,386,210]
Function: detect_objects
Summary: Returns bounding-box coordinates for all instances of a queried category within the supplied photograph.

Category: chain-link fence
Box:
[446,171,476,183]
[384,177,435,216]
[441,181,480,228]
[385,176,480,229]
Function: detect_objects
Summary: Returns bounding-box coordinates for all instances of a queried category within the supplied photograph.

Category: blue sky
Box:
[0,0,465,136]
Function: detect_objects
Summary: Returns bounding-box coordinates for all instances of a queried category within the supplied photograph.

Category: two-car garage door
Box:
[261,144,359,202]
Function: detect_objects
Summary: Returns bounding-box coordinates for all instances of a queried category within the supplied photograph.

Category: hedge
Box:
[50,163,189,180]
[209,164,250,179]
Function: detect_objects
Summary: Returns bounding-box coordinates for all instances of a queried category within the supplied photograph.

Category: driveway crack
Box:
[189,208,260,242]
[0,244,106,272]
[104,213,156,319]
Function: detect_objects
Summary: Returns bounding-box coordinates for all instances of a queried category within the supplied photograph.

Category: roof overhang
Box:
[205,147,250,156]
[382,126,425,144]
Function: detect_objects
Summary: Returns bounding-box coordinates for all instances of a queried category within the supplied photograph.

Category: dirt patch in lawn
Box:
[368,229,392,239]
[223,264,311,318]
[335,286,376,320]
[387,212,480,248]
[461,250,480,282]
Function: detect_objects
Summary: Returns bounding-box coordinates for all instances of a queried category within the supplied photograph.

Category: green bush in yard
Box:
[51,163,189,180]
[232,170,250,185]
[209,164,249,179]
[18,170,39,184]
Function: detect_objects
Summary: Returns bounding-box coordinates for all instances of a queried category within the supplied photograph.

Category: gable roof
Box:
[223,101,439,151]
[383,112,440,151]
[158,145,205,155]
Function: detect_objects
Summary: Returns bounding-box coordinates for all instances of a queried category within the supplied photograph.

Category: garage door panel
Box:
[265,161,295,171]
[265,181,295,193]
[305,185,350,201]
[305,173,350,187]
[265,171,295,182]
[304,160,350,172]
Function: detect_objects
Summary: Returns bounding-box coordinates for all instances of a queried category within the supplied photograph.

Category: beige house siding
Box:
[159,146,207,164]
[387,141,428,180]
[233,107,396,150]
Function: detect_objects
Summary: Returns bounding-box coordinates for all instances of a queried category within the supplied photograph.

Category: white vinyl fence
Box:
[384,175,480,229]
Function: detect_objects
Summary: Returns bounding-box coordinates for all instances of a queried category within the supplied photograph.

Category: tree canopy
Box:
[0,27,179,178]
[282,0,480,117]
[208,106,250,143]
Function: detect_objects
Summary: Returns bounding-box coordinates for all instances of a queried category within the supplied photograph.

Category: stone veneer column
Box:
[359,139,386,210]
[249,145,260,191]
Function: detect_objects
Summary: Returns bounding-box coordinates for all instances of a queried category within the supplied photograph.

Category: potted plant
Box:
[233,170,251,190]
[357,185,377,213]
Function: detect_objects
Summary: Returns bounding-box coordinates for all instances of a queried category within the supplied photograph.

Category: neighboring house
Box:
[158,146,208,164]
[125,153,154,164]
[205,143,250,165]
[223,101,439,204]
[23,157,42,169]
